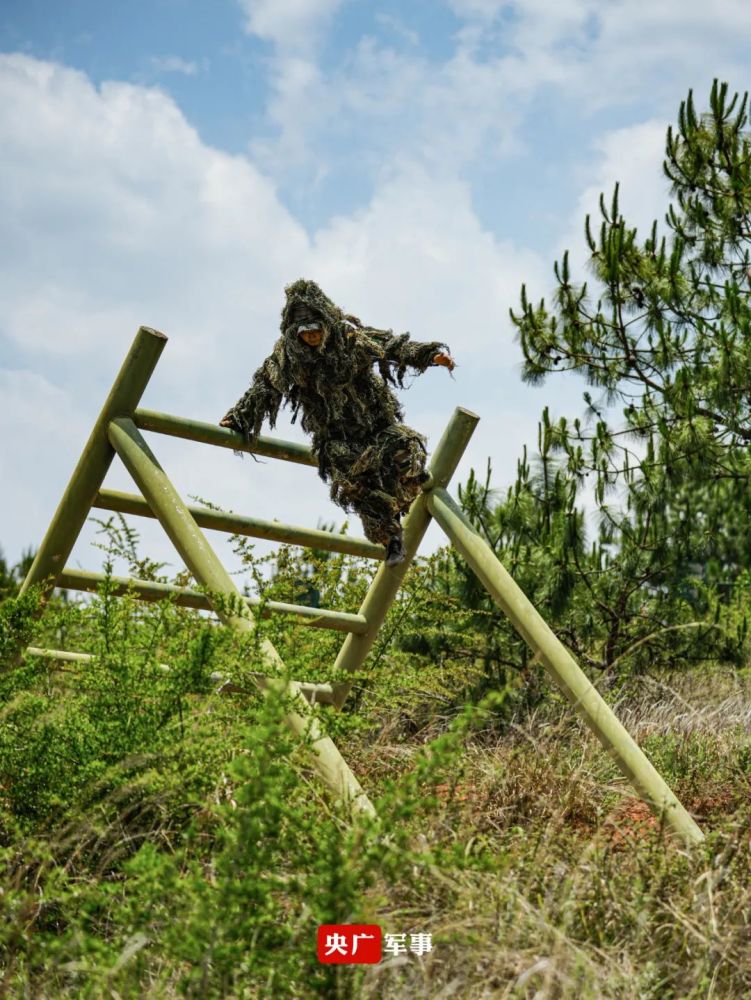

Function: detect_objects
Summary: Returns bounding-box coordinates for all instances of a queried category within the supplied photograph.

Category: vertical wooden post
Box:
[108,417,375,817]
[330,407,479,709]
[427,486,704,846]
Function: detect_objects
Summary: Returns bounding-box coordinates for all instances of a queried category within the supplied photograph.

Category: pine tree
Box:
[461,81,751,679]
[511,80,751,503]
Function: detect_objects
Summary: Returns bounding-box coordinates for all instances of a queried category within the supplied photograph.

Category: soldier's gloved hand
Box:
[433,352,455,372]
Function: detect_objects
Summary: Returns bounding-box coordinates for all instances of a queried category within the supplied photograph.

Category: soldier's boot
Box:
[385,532,406,567]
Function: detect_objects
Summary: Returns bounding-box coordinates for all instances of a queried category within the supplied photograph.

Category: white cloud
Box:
[0,53,311,571]
[247,0,751,186]
[573,2,751,112]
[0,53,308,367]
[250,33,529,183]
[558,118,669,271]
[237,0,345,48]
[374,13,420,47]
[446,0,751,110]
[149,55,200,76]
[238,0,348,172]
[5,0,748,579]
[310,165,544,356]
[447,0,508,19]
[0,54,545,574]
[0,370,89,562]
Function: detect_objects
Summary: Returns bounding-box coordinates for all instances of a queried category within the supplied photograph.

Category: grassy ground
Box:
[352,667,751,999]
[2,577,751,998]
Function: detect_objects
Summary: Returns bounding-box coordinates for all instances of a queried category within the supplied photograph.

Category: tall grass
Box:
[1,526,750,998]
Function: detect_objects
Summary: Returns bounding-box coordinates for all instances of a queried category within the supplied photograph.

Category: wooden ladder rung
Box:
[93,488,385,560]
[24,646,336,704]
[56,569,369,635]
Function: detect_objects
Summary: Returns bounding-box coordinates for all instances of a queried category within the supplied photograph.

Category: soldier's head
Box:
[298,327,323,348]
[282,279,344,354]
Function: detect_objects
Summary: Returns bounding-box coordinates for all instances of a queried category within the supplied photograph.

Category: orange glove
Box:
[433,351,455,372]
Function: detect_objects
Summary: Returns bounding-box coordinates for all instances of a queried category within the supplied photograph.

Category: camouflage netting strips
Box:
[221,279,453,562]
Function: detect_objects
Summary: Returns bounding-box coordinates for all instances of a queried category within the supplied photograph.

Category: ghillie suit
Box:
[220,279,454,565]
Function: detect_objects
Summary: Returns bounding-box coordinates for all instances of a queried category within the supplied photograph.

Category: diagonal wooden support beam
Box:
[427,485,704,846]
[4,328,167,674]
[19,328,167,605]
[330,407,479,709]
[107,416,374,816]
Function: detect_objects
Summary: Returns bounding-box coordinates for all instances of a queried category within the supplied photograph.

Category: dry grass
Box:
[4,647,751,998]
[349,667,751,999]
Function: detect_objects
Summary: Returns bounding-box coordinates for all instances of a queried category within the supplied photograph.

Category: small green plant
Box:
[1,509,751,997]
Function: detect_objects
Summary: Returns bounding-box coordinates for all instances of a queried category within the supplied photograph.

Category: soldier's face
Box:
[298,328,323,348]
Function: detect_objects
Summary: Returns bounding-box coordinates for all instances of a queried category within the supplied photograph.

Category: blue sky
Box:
[2,0,593,239]
[2,0,751,579]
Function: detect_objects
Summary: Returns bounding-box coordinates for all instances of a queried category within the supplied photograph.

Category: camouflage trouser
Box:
[318,425,428,546]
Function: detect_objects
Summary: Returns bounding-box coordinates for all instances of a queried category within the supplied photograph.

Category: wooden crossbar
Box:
[57,568,369,634]
[24,646,336,704]
[93,488,385,560]
[134,409,317,466]
[27,646,97,664]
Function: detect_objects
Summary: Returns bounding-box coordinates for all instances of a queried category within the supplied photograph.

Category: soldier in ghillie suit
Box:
[220,279,455,566]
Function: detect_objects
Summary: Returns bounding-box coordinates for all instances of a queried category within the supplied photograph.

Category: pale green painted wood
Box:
[24,646,335,704]
[107,416,373,815]
[330,407,479,709]
[134,408,317,466]
[26,646,94,664]
[427,486,704,846]
[93,487,384,560]
[57,567,368,634]
[19,328,167,603]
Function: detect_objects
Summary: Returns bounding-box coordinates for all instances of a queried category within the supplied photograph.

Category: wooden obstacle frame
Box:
[13,327,704,845]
